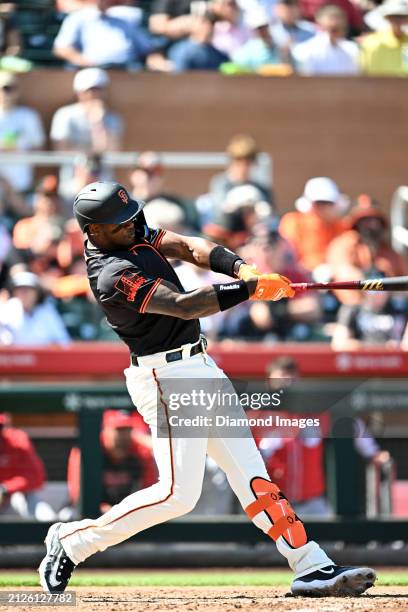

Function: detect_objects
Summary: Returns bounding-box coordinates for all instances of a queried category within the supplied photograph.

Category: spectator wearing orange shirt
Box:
[204,184,271,250]
[67,410,156,514]
[279,177,347,272]
[327,195,407,306]
[12,176,65,284]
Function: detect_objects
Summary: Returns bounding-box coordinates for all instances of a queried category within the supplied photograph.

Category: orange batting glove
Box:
[250,273,295,301]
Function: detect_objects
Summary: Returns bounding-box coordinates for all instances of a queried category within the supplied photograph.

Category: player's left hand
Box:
[250,273,295,301]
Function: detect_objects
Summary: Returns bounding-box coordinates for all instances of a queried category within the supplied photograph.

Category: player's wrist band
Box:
[209,246,245,278]
[213,280,249,311]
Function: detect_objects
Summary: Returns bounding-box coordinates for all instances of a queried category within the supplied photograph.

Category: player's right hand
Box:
[250,273,295,301]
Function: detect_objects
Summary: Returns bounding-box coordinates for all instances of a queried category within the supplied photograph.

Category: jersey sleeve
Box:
[144,227,166,251]
[98,262,162,314]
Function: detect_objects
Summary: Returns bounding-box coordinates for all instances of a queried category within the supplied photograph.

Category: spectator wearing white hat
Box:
[360,0,408,75]
[230,8,284,70]
[50,68,122,202]
[279,177,347,271]
[0,272,70,346]
[203,183,273,249]
[144,198,188,234]
[0,71,45,193]
[51,69,122,153]
[292,5,360,75]
[53,0,159,69]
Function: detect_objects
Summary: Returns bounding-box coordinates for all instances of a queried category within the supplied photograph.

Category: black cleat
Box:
[38,523,76,593]
[291,564,376,597]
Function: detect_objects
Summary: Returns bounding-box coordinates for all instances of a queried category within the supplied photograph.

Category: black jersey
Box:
[85,227,200,356]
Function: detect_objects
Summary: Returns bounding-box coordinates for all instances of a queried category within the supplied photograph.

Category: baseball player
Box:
[39,182,376,596]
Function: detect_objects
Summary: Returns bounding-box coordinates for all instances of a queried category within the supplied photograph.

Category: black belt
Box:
[131,340,205,367]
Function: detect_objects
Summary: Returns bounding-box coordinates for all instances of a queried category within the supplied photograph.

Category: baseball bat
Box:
[290,276,408,292]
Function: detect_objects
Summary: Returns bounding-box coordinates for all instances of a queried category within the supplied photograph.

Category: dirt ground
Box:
[2,586,408,612]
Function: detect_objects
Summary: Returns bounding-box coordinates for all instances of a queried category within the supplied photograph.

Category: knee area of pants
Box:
[168,495,198,516]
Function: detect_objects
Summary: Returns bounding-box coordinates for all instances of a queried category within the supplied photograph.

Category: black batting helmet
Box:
[73,181,145,233]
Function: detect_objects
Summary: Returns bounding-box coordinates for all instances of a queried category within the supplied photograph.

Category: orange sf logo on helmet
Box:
[117,189,129,204]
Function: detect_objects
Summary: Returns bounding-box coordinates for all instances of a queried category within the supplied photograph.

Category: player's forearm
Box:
[146,279,257,319]
[175,286,226,319]
[176,281,257,319]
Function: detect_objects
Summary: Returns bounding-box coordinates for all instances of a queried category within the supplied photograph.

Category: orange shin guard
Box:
[245,477,307,548]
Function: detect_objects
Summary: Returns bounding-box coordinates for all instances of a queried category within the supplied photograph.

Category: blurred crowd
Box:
[3,0,408,75]
[0,66,407,349]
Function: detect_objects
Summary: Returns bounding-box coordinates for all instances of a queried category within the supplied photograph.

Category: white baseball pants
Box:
[58,349,333,577]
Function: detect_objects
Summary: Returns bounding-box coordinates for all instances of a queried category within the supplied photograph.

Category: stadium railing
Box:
[0,150,273,176]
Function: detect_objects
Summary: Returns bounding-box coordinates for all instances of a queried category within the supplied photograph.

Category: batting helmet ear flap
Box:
[133,209,149,238]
